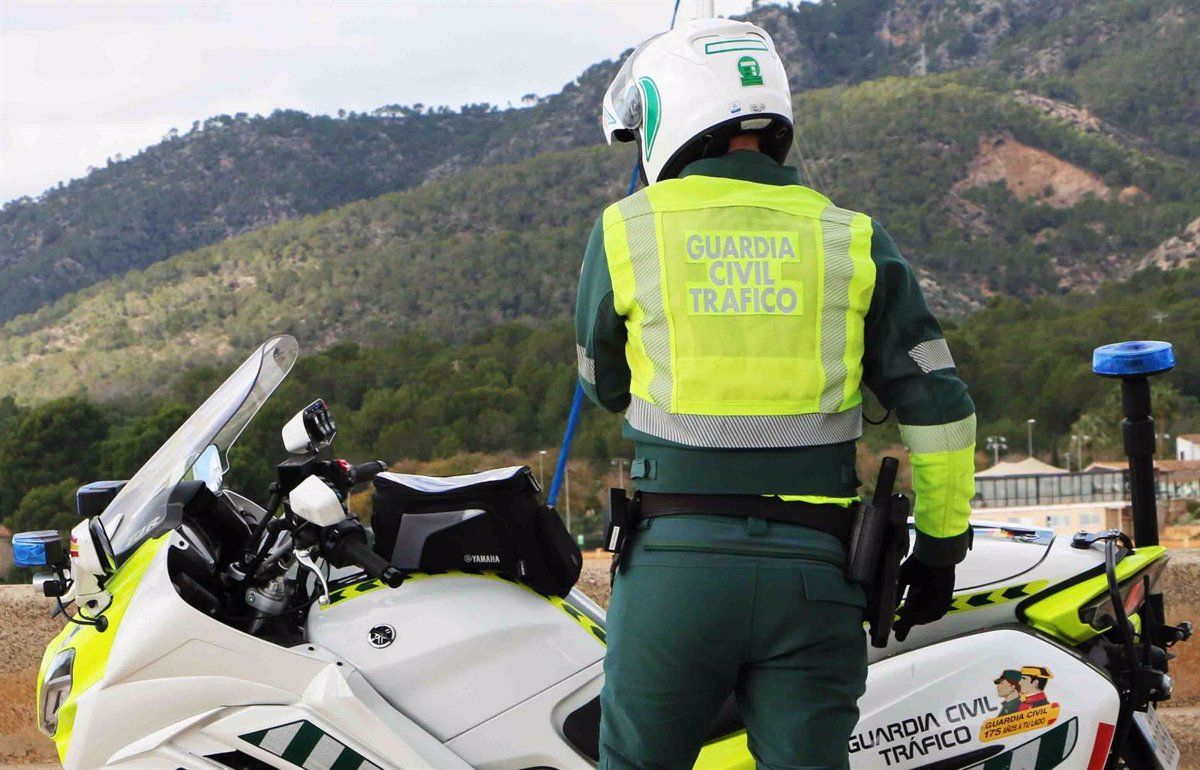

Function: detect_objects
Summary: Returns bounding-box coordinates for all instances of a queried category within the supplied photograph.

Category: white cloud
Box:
[0,0,753,203]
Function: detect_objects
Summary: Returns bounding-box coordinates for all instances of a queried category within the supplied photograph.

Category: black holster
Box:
[846,457,911,648]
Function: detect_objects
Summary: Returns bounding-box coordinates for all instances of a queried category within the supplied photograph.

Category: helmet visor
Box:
[601,34,662,143]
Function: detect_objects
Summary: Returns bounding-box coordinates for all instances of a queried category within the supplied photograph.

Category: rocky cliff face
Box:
[1138,218,1200,273]
[878,0,1077,74]
[955,132,1119,208]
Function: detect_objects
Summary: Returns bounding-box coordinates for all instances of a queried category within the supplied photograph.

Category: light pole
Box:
[611,458,628,491]
[1027,418,1037,457]
[1071,434,1090,471]
[537,450,547,488]
[986,435,1008,466]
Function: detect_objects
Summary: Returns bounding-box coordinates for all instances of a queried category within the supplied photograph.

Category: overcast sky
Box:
[0,0,755,204]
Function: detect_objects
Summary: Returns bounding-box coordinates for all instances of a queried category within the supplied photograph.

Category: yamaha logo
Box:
[465,554,501,564]
[368,624,395,649]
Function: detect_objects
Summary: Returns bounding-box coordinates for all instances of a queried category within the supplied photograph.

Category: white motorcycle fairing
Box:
[51,519,1134,770]
[305,571,605,743]
[856,628,1118,770]
[53,532,606,770]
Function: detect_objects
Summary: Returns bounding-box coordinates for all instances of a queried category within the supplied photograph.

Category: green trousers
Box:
[600,514,868,770]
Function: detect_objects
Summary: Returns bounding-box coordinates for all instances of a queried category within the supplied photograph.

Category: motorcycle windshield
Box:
[99,335,299,563]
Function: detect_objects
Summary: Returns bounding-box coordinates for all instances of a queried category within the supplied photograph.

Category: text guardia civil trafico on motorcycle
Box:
[13,335,1192,770]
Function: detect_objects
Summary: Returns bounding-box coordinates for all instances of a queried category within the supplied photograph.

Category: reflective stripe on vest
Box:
[603,175,875,449]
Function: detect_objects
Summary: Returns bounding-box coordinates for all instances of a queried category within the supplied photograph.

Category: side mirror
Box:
[289,475,347,526]
[191,445,224,492]
[76,480,128,518]
[282,399,337,455]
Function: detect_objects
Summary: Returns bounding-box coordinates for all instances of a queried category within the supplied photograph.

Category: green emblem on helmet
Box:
[738,56,764,86]
[638,76,661,161]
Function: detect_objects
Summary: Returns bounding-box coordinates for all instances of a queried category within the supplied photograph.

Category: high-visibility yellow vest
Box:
[602,175,876,449]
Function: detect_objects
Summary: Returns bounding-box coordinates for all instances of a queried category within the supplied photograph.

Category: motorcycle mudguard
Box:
[852,627,1119,770]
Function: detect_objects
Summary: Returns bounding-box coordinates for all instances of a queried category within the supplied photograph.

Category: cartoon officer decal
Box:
[1017,666,1053,711]
[993,670,1024,715]
[979,665,1059,742]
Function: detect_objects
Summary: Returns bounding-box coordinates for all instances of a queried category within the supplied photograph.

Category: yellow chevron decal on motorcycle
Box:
[948,580,1051,615]
[324,570,607,644]
[550,595,607,645]
[325,577,390,606]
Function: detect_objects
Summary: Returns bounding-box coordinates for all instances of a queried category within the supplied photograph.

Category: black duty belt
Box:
[637,492,854,546]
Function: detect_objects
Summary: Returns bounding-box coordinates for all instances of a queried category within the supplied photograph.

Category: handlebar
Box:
[343,537,404,588]
[321,520,404,588]
[351,460,388,485]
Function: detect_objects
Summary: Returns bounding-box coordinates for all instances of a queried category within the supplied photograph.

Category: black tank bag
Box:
[372,466,582,597]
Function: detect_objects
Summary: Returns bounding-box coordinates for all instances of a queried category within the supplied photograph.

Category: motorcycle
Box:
[13,335,1192,770]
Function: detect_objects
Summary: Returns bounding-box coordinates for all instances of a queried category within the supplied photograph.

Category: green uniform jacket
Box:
[576,151,977,565]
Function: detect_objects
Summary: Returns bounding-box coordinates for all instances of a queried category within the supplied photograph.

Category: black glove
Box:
[893,557,955,642]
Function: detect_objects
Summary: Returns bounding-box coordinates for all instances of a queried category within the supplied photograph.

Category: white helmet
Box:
[601,17,793,185]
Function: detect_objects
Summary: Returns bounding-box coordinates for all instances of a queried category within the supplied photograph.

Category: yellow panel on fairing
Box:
[1022,546,1166,645]
[36,535,169,763]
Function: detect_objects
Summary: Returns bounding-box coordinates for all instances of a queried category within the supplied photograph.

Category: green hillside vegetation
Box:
[0,109,506,322]
[2,0,1196,325]
[988,0,1200,159]
[954,265,1200,448]
[3,266,1197,542]
[1,76,1196,404]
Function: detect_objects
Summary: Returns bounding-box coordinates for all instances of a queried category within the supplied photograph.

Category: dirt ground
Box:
[2,552,1197,768]
[0,586,66,766]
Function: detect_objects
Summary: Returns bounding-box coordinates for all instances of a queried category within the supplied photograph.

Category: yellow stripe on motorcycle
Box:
[694,731,755,769]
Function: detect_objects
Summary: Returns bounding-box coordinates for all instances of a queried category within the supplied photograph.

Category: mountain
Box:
[1,0,1196,325]
[1,71,1197,404]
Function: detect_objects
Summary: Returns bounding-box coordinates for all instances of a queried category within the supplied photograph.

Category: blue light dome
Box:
[1092,340,1175,377]
[11,530,62,568]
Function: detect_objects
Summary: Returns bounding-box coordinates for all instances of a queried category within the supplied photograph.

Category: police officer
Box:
[576,17,976,770]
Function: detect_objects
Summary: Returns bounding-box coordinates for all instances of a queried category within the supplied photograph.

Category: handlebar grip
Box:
[339,534,404,588]
[352,460,388,485]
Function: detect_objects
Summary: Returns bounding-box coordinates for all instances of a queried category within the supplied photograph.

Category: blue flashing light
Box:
[11,530,62,568]
[1092,340,1175,378]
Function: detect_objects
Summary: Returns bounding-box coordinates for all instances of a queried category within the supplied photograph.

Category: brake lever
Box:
[295,547,331,606]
